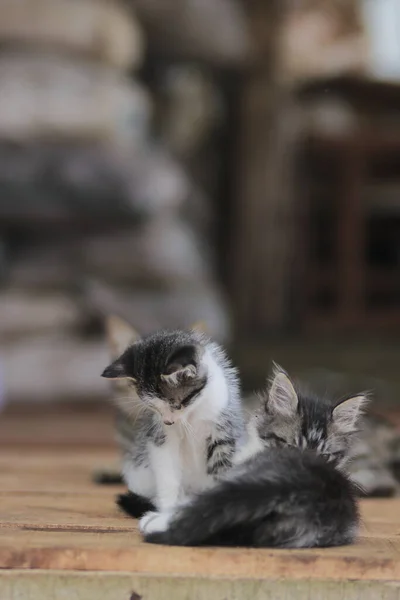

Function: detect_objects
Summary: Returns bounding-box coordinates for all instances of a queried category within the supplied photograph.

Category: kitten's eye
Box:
[270,434,287,445]
[180,387,202,408]
[332,451,344,460]
[323,451,344,463]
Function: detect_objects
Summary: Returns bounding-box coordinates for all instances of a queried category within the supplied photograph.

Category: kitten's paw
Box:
[139,511,158,533]
[139,511,172,535]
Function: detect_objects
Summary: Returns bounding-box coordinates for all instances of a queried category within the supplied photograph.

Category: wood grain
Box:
[2,571,400,600]
[1,405,400,594]
[0,402,115,448]
[0,448,399,581]
[1,524,400,581]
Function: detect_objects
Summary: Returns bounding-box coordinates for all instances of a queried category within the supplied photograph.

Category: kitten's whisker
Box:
[128,403,148,422]
[181,419,193,445]
[115,397,147,409]
[182,417,199,446]
[114,395,143,404]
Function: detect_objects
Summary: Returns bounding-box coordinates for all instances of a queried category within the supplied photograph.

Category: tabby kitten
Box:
[101,316,244,534]
[144,365,367,547]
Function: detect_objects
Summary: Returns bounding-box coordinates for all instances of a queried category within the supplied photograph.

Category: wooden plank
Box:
[1,479,400,582]
[0,491,132,532]
[2,570,400,600]
[0,450,119,493]
[1,476,399,535]
[0,446,399,582]
[2,524,400,580]
[0,403,115,448]
[3,407,400,591]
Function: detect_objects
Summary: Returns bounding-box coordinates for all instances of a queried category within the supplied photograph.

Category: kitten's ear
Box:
[266,363,298,417]
[105,315,140,359]
[101,357,127,380]
[332,394,369,432]
[161,344,199,387]
[190,321,207,334]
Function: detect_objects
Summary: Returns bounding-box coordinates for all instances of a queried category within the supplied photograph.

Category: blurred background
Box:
[2,0,400,409]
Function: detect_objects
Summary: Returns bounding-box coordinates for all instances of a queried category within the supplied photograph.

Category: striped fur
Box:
[101,318,245,532]
[142,365,366,547]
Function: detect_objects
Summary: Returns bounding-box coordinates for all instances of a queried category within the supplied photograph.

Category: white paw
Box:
[139,511,158,533]
[139,511,172,535]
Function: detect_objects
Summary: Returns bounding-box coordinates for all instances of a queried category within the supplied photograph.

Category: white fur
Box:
[122,460,155,499]
[136,347,232,525]
[186,348,231,421]
[233,416,264,465]
[149,431,182,510]
[139,510,173,535]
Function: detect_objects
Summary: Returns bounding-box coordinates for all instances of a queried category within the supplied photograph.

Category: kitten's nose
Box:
[163,419,174,426]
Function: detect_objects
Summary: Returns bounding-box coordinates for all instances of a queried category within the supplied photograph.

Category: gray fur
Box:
[145,365,366,548]
[253,364,368,471]
[102,327,244,507]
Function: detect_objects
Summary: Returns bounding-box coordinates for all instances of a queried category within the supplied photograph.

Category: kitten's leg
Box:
[139,493,194,536]
[206,433,236,478]
[139,509,174,535]
[139,436,182,533]
[122,460,156,499]
[150,436,182,510]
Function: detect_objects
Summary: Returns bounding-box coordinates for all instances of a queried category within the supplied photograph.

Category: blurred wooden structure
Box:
[230,1,298,337]
[299,77,400,332]
[2,402,400,599]
[229,0,368,339]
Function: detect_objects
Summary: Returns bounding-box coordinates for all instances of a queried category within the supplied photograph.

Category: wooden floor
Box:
[1,404,400,599]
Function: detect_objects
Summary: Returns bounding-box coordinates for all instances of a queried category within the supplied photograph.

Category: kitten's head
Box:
[102,317,209,425]
[255,363,368,468]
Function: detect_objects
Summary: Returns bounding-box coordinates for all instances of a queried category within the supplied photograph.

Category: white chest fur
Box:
[151,351,230,509]
[165,420,212,495]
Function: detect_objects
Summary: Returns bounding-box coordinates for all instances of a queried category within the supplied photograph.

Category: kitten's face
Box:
[255,365,368,468]
[102,328,208,425]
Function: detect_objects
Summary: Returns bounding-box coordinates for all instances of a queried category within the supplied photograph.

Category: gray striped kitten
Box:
[101,316,244,535]
[144,365,367,547]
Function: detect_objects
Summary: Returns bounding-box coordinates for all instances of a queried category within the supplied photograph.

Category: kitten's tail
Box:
[145,477,281,547]
[144,464,358,548]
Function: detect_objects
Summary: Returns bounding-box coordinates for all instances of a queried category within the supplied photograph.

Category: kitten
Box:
[101,316,244,534]
[143,365,367,547]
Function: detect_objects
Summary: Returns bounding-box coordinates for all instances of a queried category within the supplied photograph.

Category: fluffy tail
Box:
[145,478,280,546]
[145,454,359,548]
